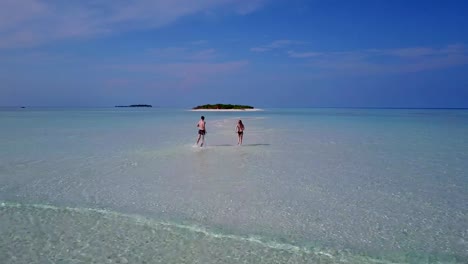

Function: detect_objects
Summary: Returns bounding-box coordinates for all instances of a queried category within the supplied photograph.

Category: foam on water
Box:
[0,202,449,264]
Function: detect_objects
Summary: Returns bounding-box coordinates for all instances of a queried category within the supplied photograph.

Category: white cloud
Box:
[108,60,248,90]
[0,0,45,30]
[384,47,436,58]
[190,48,217,61]
[234,0,266,15]
[148,47,218,61]
[191,40,208,45]
[250,47,270,52]
[148,47,189,58]
[287,50,320,58]
[288,44,468,75]
[0,0,269,48]
[250,39,303,52]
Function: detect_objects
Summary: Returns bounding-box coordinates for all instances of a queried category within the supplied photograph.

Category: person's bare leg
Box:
[200,135,205,147]
[240,134,243,145]
[237,134,240,145]
[196,134,201,145]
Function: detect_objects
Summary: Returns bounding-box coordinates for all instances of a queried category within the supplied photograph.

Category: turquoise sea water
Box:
[1,108,467,263]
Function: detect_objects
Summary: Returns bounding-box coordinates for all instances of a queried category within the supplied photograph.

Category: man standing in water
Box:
[196,116,206,147]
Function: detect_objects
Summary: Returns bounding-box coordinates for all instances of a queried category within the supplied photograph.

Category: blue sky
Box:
[1,0,468,107]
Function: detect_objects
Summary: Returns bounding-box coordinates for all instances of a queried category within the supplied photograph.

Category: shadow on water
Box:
[210,144,270,147]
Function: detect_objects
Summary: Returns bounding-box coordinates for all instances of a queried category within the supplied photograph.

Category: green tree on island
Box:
[193,104,254,110]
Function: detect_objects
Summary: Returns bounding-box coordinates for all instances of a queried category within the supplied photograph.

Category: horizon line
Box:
[1,106,468,110]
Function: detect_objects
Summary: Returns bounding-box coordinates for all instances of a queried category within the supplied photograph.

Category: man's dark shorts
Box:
[198,130,206,135]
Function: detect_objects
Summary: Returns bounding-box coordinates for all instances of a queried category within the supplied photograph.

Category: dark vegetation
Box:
[193,104,254,110]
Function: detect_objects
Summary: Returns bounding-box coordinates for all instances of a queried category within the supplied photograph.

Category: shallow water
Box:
[1,108,467,263]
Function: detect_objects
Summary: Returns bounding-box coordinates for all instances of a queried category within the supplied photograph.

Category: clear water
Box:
[1,108,467,263]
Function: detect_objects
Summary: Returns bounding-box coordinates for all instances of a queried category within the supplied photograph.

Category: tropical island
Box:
[192,104,255,110]
[115,104,152,108]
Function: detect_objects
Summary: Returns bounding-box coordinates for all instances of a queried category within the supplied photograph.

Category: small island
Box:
[192,104,254,110]
[115,104,152,108]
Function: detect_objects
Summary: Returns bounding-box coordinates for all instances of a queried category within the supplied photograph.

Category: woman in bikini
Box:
[236,120,245,145]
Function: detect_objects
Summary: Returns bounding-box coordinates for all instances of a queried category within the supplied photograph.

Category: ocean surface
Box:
[0,108,467,263]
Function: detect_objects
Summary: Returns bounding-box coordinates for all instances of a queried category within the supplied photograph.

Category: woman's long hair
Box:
[238,120,244,130]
